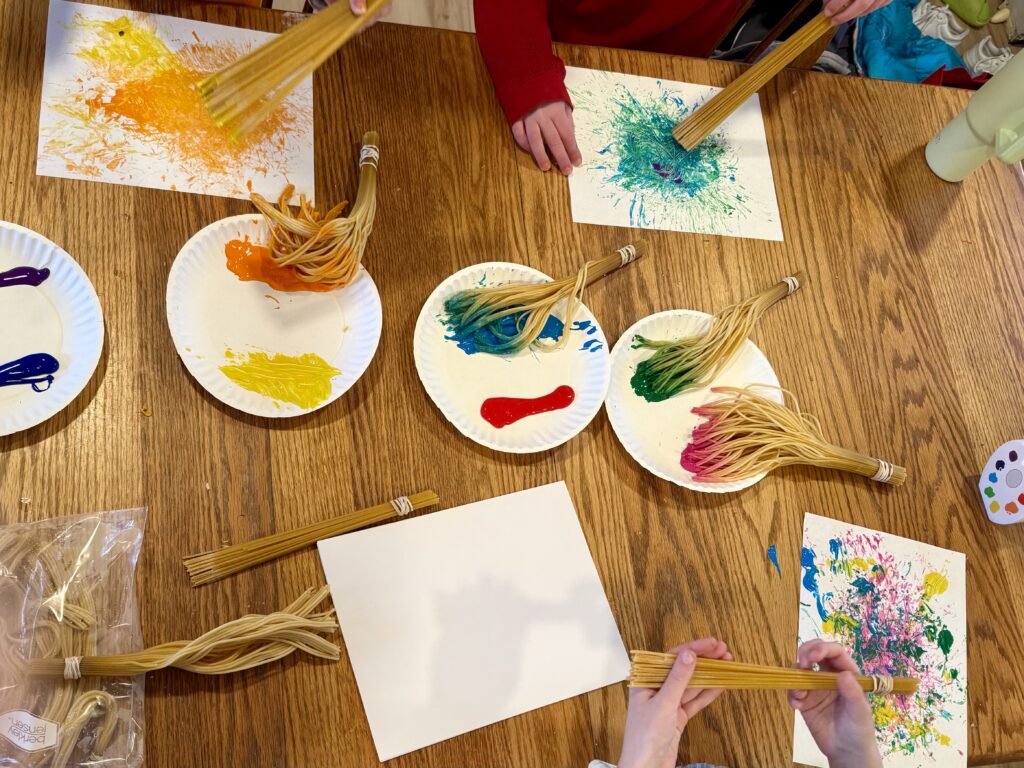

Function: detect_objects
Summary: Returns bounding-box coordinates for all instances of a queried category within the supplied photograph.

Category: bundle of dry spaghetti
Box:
[443,241,646,356]
[250,130,379,290]
[629,651,917,695]
[673,12,833,150]
[199,0,390,138]
[631,272,804,402]
[681,385,906,485]
[184,491,440,586]
[25,587,339,679]
[0,510,144,768]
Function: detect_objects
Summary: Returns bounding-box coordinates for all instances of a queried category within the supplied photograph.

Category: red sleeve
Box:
[473,0,572,124]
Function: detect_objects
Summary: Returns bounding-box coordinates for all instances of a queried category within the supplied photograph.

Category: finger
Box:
[657,649,697,703]
[524,119,551,171]
[809,642,860,675]
[349,0,367,13]
[628,685,656,706]
[788,692,805,710]
[668,637,720,657]
[559,104,583,166]
[836,671,873,715]
[538,118,573,175]
[821,0,847,16]
[511,121,529,153]
[796,639,827,668]
[832,0,874,23]
[681,685,724,719]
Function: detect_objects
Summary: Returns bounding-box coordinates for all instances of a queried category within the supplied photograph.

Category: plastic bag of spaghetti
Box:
[0,508,146,768]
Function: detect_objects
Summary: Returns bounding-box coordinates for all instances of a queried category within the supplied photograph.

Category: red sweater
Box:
[474,0,743,124]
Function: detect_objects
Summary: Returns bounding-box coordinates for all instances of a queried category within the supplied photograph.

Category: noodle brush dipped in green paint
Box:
[631,271,806,402]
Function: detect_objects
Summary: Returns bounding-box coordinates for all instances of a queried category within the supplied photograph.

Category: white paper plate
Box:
[413,263,611,453]
[0,222,104,437]
[606,310,781,493]
[166,215,382,418]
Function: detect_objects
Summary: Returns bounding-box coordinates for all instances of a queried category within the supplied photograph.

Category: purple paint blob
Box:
[0,266,50,288]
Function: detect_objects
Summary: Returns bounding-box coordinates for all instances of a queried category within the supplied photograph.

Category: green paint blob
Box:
[937,628,954,656]
[984,486,995,498]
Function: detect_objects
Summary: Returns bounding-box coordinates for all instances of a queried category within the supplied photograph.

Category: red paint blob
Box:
[480,385,575,429]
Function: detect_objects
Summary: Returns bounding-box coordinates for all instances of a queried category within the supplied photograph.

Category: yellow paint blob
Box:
[873,700,899,728]
[923,571,949,599]
[937,733,951,746]
[219,349,340,409]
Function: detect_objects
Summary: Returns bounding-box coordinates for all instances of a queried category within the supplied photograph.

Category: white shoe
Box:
[912,0,970,44]
[964,34,1014,74]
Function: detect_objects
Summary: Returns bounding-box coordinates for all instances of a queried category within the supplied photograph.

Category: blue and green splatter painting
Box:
[570,76,747,230]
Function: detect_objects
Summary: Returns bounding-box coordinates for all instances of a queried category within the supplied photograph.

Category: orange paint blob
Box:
[225,239,333,293]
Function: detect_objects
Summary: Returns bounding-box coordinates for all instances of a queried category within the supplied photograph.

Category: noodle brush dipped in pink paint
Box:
[681,386,906,486]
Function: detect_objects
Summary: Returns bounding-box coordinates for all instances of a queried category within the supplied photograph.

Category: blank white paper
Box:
[318,482,630,761]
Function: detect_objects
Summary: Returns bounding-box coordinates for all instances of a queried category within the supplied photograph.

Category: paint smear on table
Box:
[0,354,60,392]
[0,267,50,288]
[37,0,314,201]
[480,385,575,428]
[225,239,333,293]
[794,514,967,768]
[564,66,782,242]
[219,348,340,409]
[766,544,780,576]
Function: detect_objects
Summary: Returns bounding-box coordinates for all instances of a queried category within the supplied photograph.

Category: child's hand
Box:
[823,0,893,25]
[788,640,882,768]
[511,101,582,176]
[326,0,391,23]
[617,638,731,768]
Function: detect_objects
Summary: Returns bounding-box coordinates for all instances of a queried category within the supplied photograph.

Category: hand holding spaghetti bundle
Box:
[681,385,906,485]
[443,240,645,356]
[629,650,917,695]
[25,587,339,679]
[631,272,804,402]
[250,130,379,290]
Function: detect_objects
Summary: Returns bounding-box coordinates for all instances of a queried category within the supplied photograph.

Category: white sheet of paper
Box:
[38,0,314,201]
[794,514,967,768]
[318,482,630,761]
[565,66,782,242]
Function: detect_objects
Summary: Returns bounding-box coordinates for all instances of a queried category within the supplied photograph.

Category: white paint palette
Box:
[0,221,104,436]
[166,215,382,418]
[413,263,610,453]
[605,309,780,492]
[979,440,1024,525]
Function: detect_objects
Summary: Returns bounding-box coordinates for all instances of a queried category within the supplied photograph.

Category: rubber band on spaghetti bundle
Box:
[680,385,906,486]
[442,241,646,356]
[631,272,804,403]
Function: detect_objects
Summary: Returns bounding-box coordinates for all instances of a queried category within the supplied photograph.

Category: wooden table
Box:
[3,2,1024,765]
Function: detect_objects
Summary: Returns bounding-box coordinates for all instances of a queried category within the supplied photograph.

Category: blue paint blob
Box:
[0,353,59,392]
[990,472,999,483]
[800,547,828,621]
[996,460,1005,471]
[445,312,563,356]
[851,577,875,594]
[571,320,598,335]
[767,545,781,577]
[579,338,604,353]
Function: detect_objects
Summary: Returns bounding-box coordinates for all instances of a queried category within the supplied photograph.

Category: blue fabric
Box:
[855,0,966,83]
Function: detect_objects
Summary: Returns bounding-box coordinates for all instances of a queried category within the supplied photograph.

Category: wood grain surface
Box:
[2,2,1024,766]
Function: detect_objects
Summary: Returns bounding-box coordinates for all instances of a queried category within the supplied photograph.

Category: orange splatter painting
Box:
[38,0,314,200]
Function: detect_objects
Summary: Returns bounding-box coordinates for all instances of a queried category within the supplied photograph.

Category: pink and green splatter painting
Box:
[795,514,967,768]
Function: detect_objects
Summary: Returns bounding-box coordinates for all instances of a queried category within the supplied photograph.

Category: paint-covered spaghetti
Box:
[681,385,906,485]
[631,273,803,402]
[250,131,379,290]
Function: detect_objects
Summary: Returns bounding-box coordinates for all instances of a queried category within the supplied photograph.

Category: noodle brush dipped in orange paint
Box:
[224,239,333,293]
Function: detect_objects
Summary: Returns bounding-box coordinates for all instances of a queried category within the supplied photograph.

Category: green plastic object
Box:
[945,0,992,27]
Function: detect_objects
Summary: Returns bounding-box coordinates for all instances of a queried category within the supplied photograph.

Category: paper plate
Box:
[166,215,382,418]
[413,263,611,453]
[606,310,781,493]
[0,222,104,437]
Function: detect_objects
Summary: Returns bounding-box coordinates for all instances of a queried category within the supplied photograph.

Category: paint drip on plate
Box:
[0,266,50,288]
[480,385,575,428]
[219,348,340,409]
[1,354,60,392]
[225,239,333,293]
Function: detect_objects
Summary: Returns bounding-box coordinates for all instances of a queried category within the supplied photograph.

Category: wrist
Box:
[828,751,882,768]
